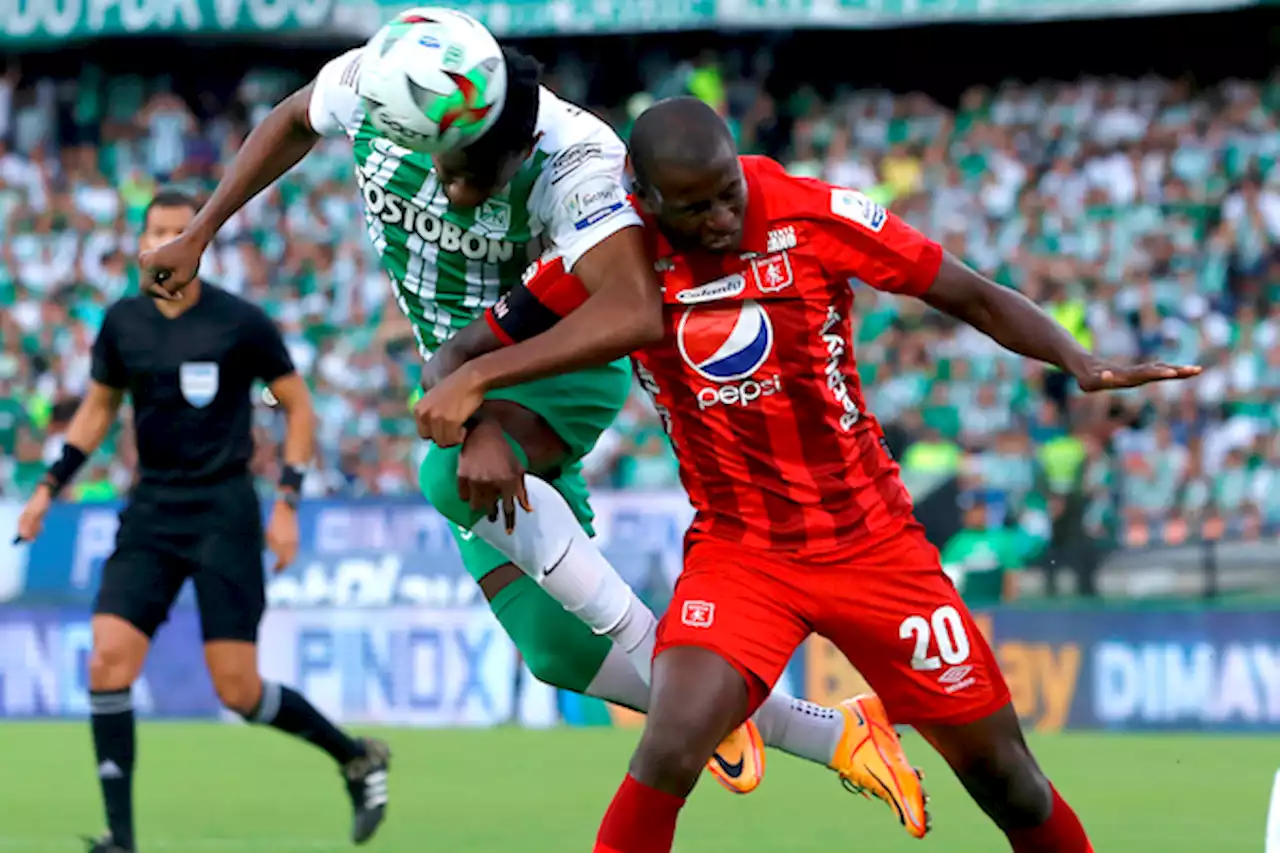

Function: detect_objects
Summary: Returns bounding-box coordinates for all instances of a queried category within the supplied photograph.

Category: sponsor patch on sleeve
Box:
[563,179,627,232]
[830,189,887,233]
[549,143,605,184]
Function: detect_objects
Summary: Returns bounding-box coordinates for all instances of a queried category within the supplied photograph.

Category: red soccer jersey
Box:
[486,156,944,554]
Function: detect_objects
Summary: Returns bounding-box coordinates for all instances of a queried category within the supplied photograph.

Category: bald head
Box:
[629,97,736,191]
[627,98,747,253]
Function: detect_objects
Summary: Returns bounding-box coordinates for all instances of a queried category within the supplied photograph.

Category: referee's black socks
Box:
[90,689,136,852]
[243,681,365,765]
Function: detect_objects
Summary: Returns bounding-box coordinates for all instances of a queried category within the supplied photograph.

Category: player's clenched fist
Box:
[138,232,206,301]
[414,363,486,448]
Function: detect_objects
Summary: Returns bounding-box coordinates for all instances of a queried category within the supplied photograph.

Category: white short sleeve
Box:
[535,135,642,273]
[307,49,366,138]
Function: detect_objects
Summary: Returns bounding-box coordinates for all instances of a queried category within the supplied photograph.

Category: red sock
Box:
[1006,785,1093,853]
[593,774,685,853]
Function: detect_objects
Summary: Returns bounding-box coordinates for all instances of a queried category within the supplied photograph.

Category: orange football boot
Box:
[831,694,930,839]
[705,719,766,794]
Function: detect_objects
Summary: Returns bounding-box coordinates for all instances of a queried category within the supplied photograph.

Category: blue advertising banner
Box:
[0,606,219,719]
[806,608,1280,733]
[9,497,1280,731]
[255,606,520,726]
[13,498,465,606]
[8,494,695,608]
[995,609,1280,732]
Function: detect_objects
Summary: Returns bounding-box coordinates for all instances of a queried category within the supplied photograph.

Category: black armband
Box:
[44,444,89,497]
[492,284,563,344]
[279,464,305,493]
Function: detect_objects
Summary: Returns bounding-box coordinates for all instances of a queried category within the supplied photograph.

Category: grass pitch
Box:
[0,723,1266,852]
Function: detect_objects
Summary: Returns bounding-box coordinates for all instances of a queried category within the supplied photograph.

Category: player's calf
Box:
[86,615,150,853]
[630,646,752,797]
[204,641,391,844]
[920,704,1092,852]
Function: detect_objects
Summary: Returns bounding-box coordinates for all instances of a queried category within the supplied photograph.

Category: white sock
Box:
[751,693,845,768]
[584,645,651,712]
[472,476,658,682]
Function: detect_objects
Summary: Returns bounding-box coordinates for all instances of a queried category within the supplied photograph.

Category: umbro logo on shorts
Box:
[939,664,976,694]
[681,600,716,629]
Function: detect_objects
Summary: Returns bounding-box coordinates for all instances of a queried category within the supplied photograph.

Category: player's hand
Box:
[266,500,300,573]
[15,484,52,543]
[138,232,206,301]
[414,364,485,447]
[1072,359,1202,393]
[458,419,532,534]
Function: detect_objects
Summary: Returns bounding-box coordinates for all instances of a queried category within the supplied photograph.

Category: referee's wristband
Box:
[279,464,305,493]
[44,444,88,498]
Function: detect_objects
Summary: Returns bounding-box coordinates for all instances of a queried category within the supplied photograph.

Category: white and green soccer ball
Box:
[357,7,508,154]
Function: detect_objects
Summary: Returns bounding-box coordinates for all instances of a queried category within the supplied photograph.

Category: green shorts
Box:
[436,357,633,582]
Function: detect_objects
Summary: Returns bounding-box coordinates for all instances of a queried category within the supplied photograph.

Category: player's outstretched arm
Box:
[920,253,1201,391]
[139,84,321,298]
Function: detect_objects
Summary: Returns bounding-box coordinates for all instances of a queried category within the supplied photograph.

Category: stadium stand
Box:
[0,29,1276,603]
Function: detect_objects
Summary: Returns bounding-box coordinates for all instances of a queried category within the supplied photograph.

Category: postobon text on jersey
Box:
[357,174,517,265]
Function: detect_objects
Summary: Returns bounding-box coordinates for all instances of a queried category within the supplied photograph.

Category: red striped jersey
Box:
[486,156,944,555]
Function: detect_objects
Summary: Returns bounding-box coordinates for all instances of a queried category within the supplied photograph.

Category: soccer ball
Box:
[357,7,508,154]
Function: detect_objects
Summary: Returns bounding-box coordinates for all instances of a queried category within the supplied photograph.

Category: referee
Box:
[16,191,390,853]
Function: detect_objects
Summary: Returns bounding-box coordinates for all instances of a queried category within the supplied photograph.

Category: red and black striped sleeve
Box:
[484,256,592,346]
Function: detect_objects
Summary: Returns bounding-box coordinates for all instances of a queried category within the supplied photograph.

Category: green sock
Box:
[490,575,611,693]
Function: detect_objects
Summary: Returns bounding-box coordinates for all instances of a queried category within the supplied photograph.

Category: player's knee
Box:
[494,575,610,693]
[957,742,1053,829]
[418,444,470,526]
[88,642,139,692]
[631,719,712,789]
[211,669,263,716]
[1000,760,1054,828]
[520,640,593,692]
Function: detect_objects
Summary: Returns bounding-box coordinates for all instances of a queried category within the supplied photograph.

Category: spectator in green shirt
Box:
[0,377,28,456]
[940,498,1024,607]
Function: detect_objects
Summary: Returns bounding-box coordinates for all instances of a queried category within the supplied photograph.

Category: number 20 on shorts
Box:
[900,606,972,672]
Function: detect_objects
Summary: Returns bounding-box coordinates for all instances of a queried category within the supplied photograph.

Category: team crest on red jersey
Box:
[681,600,716,628]
[751,252,794,294]
[677,300,773,382]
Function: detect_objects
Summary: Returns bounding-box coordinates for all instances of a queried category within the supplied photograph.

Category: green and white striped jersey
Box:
[307,49,640,358]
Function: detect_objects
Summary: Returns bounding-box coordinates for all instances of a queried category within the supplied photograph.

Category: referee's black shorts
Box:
[93,474,267,643]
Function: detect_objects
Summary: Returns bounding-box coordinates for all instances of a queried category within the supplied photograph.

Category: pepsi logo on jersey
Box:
[677,300,783,410]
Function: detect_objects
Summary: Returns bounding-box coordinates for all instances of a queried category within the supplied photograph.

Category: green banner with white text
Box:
[331,0,1262,37]
[2,0,1269,48]
[0,0,340,46]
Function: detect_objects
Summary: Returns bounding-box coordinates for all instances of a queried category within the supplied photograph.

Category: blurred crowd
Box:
[0,52,1278,592]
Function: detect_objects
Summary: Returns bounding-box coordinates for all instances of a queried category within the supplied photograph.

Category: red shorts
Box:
[654,523,1010,727]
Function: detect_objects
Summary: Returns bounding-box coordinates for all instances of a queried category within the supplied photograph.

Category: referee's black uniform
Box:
[91,284,289,641]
